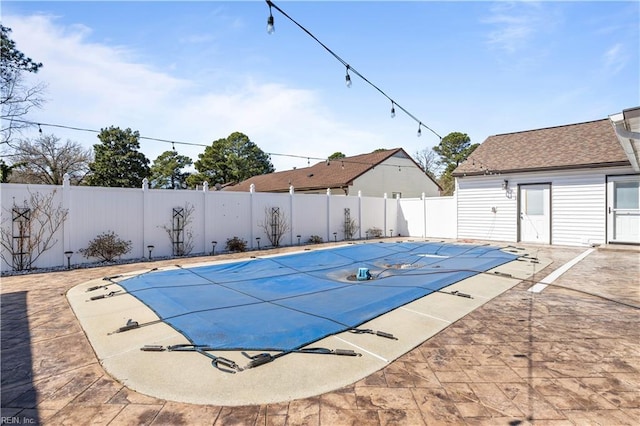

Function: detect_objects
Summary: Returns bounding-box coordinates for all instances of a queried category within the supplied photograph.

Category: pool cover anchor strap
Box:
[166,344,242,373]
[88,290,121,301]
[449,290,473,299]
[349,328,398,340]
[242,347,362,370]
[86,275,123,292]
[138,344,361,372]
[87,269,157,292]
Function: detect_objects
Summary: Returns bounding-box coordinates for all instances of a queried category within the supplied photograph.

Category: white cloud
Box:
[482,1,550,54]
[7,13,381,172]
[603,43,627,75]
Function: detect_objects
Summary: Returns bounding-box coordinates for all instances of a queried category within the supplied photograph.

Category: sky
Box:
[3,0,639,172]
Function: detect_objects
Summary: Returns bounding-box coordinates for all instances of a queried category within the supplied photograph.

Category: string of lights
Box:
[9,119,426,171]
[462,156,500,175]
[265,0,442,140]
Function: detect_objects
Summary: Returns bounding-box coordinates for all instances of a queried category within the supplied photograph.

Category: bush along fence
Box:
[0,175,456,272]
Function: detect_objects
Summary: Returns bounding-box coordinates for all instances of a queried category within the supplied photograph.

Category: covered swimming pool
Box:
[118,242,514,354]
[68,240,545,405]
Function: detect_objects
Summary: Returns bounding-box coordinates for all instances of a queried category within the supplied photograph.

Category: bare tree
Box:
[259,206,290,247]
[0,189,68,271]
[413,148,441,180]
[8,134,92,184]
[1,74,47,146]
[1,25,47,147]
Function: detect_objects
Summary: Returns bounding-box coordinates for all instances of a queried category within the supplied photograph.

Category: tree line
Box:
[2,128,276,189]
[1,25,475,195]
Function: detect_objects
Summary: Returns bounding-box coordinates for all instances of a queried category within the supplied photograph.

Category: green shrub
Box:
[367,227,383,238]
[225,236,247,252]
[79,231,132,262]
[308,235,323,244]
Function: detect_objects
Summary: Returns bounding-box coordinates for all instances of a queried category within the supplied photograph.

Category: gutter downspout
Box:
[612,122,640,171]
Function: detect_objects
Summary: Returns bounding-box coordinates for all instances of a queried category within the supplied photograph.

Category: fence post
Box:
[142,178,149,259]
[422,192,426,239]
[326,188,331,242]
[250,183,255,249]
[202,182,208,254]
[394,193,400,237]
[358,190,363,240]
[62,174,72,264]
[289,185,294,246]
[383,193,388,237]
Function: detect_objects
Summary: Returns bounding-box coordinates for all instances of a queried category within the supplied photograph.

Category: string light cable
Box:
[264,0,441,140]
[9,118,428,172]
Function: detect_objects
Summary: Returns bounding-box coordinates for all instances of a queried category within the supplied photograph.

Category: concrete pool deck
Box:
[65,242,549,406]
[1,238,639,425]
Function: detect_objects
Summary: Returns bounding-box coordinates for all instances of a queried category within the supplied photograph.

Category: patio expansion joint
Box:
[399,307,452,323]
[334,336,389,363]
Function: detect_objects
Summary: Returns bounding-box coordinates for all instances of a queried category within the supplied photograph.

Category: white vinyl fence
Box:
[0,178,456,272]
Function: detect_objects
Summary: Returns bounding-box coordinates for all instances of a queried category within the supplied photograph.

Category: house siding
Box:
[456,166,635,246]
[350,154,440,198]
[456,178,517,242]
[551,175,606,246]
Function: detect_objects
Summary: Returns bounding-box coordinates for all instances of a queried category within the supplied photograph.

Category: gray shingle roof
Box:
[453,119,629,176]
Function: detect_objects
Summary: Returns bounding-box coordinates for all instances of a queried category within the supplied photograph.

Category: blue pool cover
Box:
[119,242,516,351]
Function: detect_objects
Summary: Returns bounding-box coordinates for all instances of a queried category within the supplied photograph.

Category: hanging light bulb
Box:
[390,101,396,118]
[345,66,352,88]
[267,15,275,34]
[417,123,422,137]
[172,141,176,151]
[38,124,43,134]
[266,2,275,34]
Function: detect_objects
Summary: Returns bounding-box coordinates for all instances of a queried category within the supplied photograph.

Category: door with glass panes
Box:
[607,176,640,244]
[519,184,551,244]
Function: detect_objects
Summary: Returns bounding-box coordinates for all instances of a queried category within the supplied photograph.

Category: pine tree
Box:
[187,132,274,187]
[149,150,193,189]
[87,126,150,187]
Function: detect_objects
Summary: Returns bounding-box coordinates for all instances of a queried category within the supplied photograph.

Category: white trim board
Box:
[528,248,595,293]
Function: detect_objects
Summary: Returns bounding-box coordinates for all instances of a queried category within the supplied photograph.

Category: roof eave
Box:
[610,108,640,172]
[452,161,632,177]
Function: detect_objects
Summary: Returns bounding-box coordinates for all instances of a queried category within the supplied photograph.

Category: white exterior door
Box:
[607,176,640,244]
[519,184,551,244]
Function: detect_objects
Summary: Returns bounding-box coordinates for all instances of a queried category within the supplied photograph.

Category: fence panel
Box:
[251,192,293,249]
[207,191,252,252]
[1,183,456,272]
[398,197,424,237]
[328,195,360,241]
[291,193,328,244]
[0,184,64,270]
[69,186,144,260]
[360,196,386,239]
[425,196,457,238]
[145,189,206,258]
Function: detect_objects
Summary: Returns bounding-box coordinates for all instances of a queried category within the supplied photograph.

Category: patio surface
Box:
[1,239,639,425]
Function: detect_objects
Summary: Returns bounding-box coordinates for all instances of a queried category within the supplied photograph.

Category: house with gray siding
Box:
[452,110,640,246]
[224,148,441,198]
